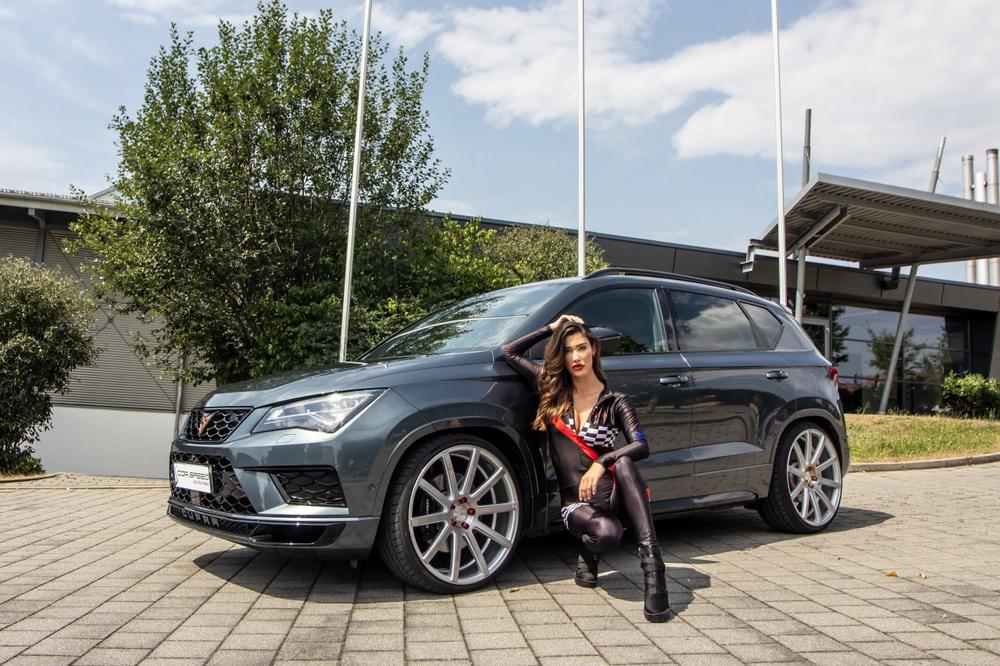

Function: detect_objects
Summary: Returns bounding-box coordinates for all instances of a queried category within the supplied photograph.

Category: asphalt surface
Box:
[2,464,1000,665]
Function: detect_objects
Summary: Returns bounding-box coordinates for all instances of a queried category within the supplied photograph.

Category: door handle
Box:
[766,370,789,381]
[659,374,690,386]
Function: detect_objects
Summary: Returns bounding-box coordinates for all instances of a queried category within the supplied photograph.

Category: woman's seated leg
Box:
[610,456,657,547]
[564,504,623,552]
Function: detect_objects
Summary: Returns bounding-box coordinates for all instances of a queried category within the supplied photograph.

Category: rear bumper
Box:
[166,499,378,559]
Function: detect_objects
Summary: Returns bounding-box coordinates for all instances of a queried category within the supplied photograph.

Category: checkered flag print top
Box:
[566,415,618,449]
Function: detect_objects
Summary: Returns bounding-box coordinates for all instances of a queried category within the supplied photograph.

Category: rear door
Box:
[561,286,693,501]
[667,290,793,497]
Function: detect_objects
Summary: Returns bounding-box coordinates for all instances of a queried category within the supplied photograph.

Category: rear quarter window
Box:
[742,302,784,349]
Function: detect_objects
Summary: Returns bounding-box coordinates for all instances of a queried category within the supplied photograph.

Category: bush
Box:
[941,371,1000,418]
[0,257,99,475]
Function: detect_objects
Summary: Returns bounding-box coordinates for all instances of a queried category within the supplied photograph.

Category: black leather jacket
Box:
[501,326,649,507]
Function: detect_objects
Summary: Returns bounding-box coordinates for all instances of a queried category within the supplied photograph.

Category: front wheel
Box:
[758,421,843,533]
[377,433,523,593]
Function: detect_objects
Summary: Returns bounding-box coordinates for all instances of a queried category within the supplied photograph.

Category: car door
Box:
[667,290,793,498]
[561,286,694,502]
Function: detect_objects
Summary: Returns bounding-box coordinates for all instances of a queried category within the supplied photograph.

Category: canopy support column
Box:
[878,264,918,414]
[878,136,946,414]
[794,247,807,322]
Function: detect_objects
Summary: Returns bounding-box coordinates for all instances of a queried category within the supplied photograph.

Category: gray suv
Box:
[168,268,848,593]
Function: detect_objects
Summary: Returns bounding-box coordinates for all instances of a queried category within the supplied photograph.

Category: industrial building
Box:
[3,175,1000,478]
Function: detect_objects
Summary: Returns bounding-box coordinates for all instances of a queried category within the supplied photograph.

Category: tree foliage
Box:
[0,257,99,475]
[486,224,608,283]
[73,1,607,386]
[74,1,448,384]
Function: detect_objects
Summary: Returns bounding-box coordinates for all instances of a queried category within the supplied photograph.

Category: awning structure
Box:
[746,172,1000,415]
[750,173,1000,269]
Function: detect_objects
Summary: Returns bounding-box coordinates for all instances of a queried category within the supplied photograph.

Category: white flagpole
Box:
[339,0,373,363]
[577,0,586,277]
[770,0,788,307]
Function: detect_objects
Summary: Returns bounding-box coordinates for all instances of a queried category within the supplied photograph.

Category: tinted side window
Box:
[569,288,668,354]
[743,302,784,349]
[671,291,757,351]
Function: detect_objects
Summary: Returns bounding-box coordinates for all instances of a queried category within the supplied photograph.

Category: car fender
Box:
[371,407,546,529]
[763,396,848,467]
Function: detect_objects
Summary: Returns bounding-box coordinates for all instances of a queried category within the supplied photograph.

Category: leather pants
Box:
[565,456,658,552]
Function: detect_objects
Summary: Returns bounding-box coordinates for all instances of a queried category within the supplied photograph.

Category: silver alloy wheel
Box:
[408,444,519,586]
[786,427,842,527]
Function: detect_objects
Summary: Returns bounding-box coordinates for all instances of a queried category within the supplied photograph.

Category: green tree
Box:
[866,326,918,382]
[0,258,99,475]
[73,1,448,385]
[486,224,608,283]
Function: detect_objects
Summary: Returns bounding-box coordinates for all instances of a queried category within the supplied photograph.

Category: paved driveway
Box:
[2,464,1000,666]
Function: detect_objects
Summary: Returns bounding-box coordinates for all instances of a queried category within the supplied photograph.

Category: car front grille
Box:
[272,468,346,507]
[169,451,256,515]
[184,408,252,442]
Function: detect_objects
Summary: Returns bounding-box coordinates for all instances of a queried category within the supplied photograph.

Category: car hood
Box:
[200,349,495,408]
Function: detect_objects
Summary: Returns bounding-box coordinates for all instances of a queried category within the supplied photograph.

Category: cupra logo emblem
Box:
[197,413,214,436]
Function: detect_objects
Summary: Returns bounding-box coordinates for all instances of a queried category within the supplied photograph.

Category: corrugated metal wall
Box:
[1,221,214,412]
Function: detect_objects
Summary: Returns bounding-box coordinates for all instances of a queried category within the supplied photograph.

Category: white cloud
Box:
[372,4,442,48]
[436,0,1000,187]
[103,0,252,27]
[0,134,65,192]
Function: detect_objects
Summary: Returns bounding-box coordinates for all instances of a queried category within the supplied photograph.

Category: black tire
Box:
[757,420,842,534]
[376,433,523,593]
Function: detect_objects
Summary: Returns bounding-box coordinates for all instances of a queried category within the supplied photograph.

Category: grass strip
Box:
[847,413,1000,462]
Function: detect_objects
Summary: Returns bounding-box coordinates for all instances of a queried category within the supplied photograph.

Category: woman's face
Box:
[563,332,595,380]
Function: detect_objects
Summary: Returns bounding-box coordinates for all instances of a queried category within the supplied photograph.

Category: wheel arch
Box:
[374,416,546,531]
[766,402,849,472]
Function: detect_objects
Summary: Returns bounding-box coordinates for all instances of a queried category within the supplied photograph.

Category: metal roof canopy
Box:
[751,173,1000,269]
[747,170,1000,416]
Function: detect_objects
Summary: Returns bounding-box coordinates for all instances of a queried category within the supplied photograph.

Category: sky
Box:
[2,0,998,283]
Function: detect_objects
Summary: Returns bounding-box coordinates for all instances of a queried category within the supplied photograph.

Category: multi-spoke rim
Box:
[408,445,519,585]
[786,428,842,527]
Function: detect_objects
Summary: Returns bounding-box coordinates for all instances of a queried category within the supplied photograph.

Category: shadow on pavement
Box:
[189,504,893,616]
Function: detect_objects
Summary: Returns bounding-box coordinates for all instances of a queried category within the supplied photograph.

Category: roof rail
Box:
[584,267,756,296]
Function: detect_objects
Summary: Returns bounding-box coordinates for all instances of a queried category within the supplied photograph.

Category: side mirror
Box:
[590,327,622,356]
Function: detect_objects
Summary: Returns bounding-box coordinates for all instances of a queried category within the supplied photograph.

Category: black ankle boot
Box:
[575,547,600,588]
[638,544,672,622]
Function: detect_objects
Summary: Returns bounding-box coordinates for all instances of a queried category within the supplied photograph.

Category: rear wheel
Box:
[377,433,522,593]
[758,421,843,533]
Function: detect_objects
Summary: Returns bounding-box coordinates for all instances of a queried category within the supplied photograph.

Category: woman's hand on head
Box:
[549,314,585,332]
[578,462,606,502]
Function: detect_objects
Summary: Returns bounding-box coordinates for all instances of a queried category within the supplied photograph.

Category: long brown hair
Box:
[532,323,607,431]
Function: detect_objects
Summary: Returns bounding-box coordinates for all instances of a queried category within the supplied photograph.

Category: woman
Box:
[501,314,671,622]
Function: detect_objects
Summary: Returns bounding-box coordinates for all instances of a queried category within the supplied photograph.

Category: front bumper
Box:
[167,499,378,559]
[167,389,419,559]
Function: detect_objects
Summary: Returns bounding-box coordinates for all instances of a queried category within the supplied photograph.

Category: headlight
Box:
[253,390,381,434]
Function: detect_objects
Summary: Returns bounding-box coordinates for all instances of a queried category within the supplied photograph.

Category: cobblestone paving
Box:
[2,464,1000,665]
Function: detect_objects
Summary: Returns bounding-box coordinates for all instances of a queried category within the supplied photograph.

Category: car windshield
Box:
[361,282,565,360]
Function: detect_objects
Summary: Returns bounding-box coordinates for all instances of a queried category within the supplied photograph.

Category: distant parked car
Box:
[168,268,848,592]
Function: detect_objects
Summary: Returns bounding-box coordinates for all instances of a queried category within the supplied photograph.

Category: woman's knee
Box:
[589,517,623,551]
[613,456,642,483]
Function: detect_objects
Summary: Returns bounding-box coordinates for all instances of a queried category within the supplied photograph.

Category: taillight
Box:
[827,366,839,383]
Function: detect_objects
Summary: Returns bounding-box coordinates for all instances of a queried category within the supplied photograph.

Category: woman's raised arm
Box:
[500,326,551,386]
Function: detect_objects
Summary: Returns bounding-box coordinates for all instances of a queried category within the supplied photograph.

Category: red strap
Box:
[551,417,614,473]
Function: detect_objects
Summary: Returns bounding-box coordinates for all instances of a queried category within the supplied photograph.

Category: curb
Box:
[850,451,1000,472]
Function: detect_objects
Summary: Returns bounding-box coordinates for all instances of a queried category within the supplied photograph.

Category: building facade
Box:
[3,190,1000,477]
